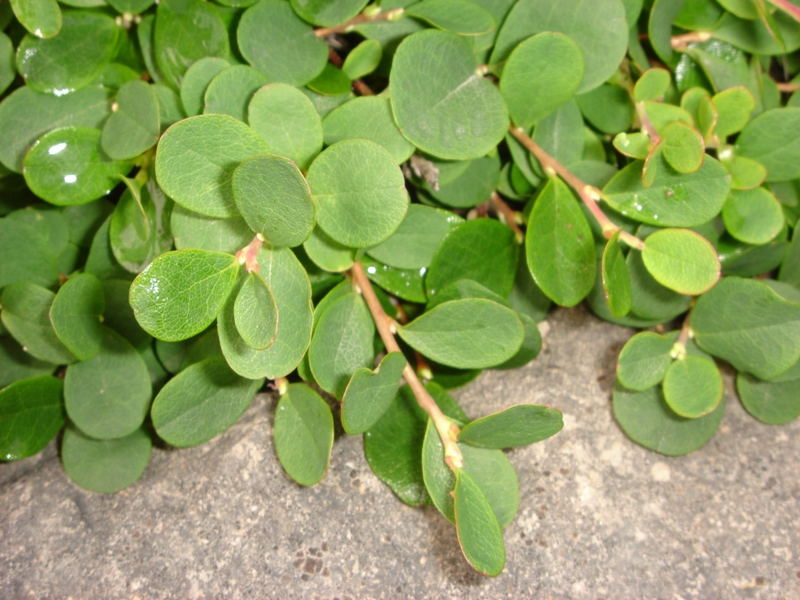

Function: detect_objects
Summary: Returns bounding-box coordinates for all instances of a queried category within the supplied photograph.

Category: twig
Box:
[670,31,712,49]
[671,306,695,360]
[490,192,524,243]
[776,82,800,92]
[391,298,433,379]
[508,125,646,251]
[352,261,464,470]
[328,47,375,96]
[314,7,404,37]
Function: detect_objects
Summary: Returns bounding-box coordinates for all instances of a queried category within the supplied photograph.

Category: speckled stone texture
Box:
[1,306,799,599]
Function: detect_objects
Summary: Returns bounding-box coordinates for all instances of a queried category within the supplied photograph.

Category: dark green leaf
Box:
[0,376,64,461]
[407,0,495,35]
[289,0,367,27]
[0,218,59,290]
[627,247,691,321]
[303,227,358,273]
[49,273,105,361]
[341,351,407,435]
[0,337,56,388]
[101,279,152,350]
[454,470,506,577]
[648,0,686,66]
[427,154,501,209]
[577,84,636,135]
[736,360,800,425]
[171,206,253,254]
[736,107,800,182]
[360,257,428,303]
[233,272,278,350]
[101,80,160,160]
[458,404,562,449]
[722,187,784,245]
[602,230,632,318]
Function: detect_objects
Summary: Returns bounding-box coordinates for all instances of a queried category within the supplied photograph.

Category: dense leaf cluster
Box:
[1,0,799,576]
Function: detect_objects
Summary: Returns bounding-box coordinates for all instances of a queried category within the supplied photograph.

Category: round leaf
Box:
[616,331,675,391]
[303,227,358,273]
[179,57,229,117]
[10,0,61,39]
[289,0,367,27]
[49,272,105,361]
[661,121,705,174]
[736,360,800,425]
[712,86,755,139]
[101,80,160,160]
[641,228,720,295]
[0,218,59,290]
[203,65,268,122]
[662,355,723,418]
[171,206,253,254]
[0,376,64,461]
[233,272,278,351]
[722,187,784,245]
[633,68,671,103]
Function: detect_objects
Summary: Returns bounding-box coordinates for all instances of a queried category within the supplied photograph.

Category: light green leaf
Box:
[61,424,151,493]
[180,57,229,117]
[101,80,160,160]
[662,355,723,418]
[602,230,632,318]
[736,108,800,182]
[129,249,239,342]
[736,359,800,425]
[641,228,720,295]
[273,383,333,486]
[634,68,671,103]
[151,355,263,447]
[397,298,524,369]
[10,0,61,39]
[0,218,59,290]
[526,177,595,307]
[458,404,562,449]
[341,351,407,435]
[64,327,151,439]
[107,0,154,14]
[289,0,367,26]
[722,154,767,190]
[391,29,508,160]
[307,139,408,248]
[454,470,506,577]
[602,154,732,227]
[342,39,382,80]
[49,273,105,361]
[171,206,253,254]
[407,0,495,35]
[154,0,230,90]
[491,0,628,94]
[248,84,323,171]
[0,337,57,389]
[303,227,358,273]
[661,121,705,174]
[722,187,784,245]
[155,114,268,218]
[306,62,352,96]
[616,331,675,391]
[203,65,268,122]
[648,0,686,66]
[0,376,64,461]
[1,282,76,364]
[234,272,278,350]
[577,84,635,135]
[218,247,313,379]
[238,0,327,86]
[16,12,118,94]
[627,248,692,321]
[711,10,800,55]
[24,127,132,207]
[367,205,462,270]
[500,32,583,129]
[691,277,800,380]
[232,155,315,247]
[712,86,755,139]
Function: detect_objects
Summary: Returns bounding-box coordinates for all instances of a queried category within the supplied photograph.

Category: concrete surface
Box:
[1,306,798,599]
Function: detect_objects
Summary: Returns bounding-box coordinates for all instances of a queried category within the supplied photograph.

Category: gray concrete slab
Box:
[1,306,798,599]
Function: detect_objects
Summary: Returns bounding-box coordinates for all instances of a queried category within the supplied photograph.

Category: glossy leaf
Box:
[391,30,508,160]
[602,230,632,318]
[616,331,675,391]
[0,376,64,461]
[49,273,105,361]
[341,351,407,435]
[64,327,152,439]
[101,80,160,160]
[454,470,506,577]
[722,187,784,245]
[151,355,262,446]
[155,114,268,218]
[406,0,495,35]
[641,228,720,295]
[307,139,408,248]
[458,404,562,449]
[130,249,239,342]
[273,383,333,486]
[233,272,278,350]
[662,355,723,418]
[10,0,61,39]
[361,258,428,304]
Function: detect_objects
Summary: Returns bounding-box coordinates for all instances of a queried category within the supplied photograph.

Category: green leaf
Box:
[203,65,268,122]
[155,114,268,218]
[779,226,800,288]
[1,283,75,364]
[61,424,151,493]
[366,205,462,270]
[273,383,333,486]
[722,187,784,245]
[691,277,800,380]
[0,32,16,95]
[493,312,542,370]
[0,85,112,173]
[736,360,800,425]
[238,0,327,87]
[0,218,59,290]
[16,12,118,94]
[406,0,495,35]
[101,279,152,350]
[662,355,723,418]
[507,244,552,322]
[308,292,375,398]
[634,68,671,103]
[151,355,262,447]
[458,404,562,449]
[491,0,628,94]
[289,0,367,27]
[342,39,382,80]
[306,62,352,96]
[397,298,524,369]
[218,247,312,379]
[722,154,767,190]
[248,84,323,171]
[303,227,358,273]
[232,155,315,247]
[526,177,595,307]
[712,86,755,139]
[154,0,230,90]
[49,273,105,361]
[712,10,800,55]
[602,230,632,318]
[171,206,253,254]
[64,327,152,439]
[641,228,720,295]
[107,0,155,13]
[101,80,161,160]
[627,248,691,321]
[0,376,64,461]
[602,154,732,227]
[341,351,407,435]
[617,331,675,391]
[360,257,428,303]
[0,337,56,389]
[322,97,415,164]
[179,57,229,117]
[736,108,800,182]
[531,98,585,171]
[233,272,278,350]
[660,121,705,174]
[426,218,518,299]
[499,32,583,129]
[427,154,501,209]
[391,29,508,160]
[129,249,239,342]
[10,0,61,39]
[83,215,131,281]
[613,381,724,455]
[648,0,686,66]
[454,470,506,577]
[577,84,636,135]
[153,84,187,131]
[24,127,132,207]
[307,139,408,248]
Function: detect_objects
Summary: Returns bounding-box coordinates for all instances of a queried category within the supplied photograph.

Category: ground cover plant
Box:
[1,0,800,576]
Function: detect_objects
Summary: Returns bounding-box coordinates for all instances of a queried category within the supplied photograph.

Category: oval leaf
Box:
[662,355,723,418]
[0,376,64,461]
[616,331,675,391]
[457,404,563,449]
[454,470,506,577]
[233,272,278,351]
[641,228,720,295]
[49,272,105,361]
[341,351,407,435]
[602,230,632,318]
